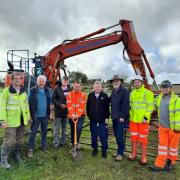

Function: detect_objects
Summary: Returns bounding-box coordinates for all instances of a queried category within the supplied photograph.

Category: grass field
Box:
[0,88,180,179]
[0,121,180,180]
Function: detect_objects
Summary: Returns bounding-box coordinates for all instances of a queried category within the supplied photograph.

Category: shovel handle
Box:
[72,118,78,145]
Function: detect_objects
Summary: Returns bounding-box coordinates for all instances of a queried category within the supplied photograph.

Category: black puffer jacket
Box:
[52,85,70,118]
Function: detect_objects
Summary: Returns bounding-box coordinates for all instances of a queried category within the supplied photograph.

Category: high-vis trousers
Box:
[129,121,149,144]
[155,127,180,168]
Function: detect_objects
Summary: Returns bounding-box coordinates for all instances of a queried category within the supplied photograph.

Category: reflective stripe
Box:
[131,106,147,109]
[131,132,139,136]
[72,104,80,107]
[139,134,147,138]
[81,101,86,104]
[68,107,73,110]
[158,151,168,155]
[169,152,178,156]
[8,100,18,105]
[158,145,168,150]
[78,109,83,112]
[146,102,154,105]
[169,147,178,152]
[21,106,29,109]
[170,121,180,125]
[131,101,154,105]
[6,107,19,110]
[146,110,153,112]
[66,100,71,103]
[131,101,146,104]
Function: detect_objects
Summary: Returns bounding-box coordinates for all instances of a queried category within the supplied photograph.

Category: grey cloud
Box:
[0,0,180,83]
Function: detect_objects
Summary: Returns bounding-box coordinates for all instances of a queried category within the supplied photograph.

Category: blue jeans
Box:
[69,117,84,145]
[113,119,125,155]
[53,117,67,146]
[90,121,108,152]
[28,117,48,150]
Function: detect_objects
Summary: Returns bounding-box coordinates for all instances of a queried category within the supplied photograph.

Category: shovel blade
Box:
[72,149,83,161]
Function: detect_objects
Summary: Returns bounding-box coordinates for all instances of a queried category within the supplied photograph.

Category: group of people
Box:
[0,71,179,172]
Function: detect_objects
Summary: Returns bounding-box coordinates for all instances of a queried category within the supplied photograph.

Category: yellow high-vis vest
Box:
[0,87,30,127]
[130,85,154,123]
[156,92,180,130]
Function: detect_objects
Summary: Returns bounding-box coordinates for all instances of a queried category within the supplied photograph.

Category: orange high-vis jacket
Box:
[66,91,87,118]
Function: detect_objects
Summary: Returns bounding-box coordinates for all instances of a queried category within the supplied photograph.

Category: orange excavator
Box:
[5,19,158,90]
[3,19,158,160]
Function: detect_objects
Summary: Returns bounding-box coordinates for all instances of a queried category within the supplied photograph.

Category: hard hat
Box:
[133,75,143,82]
[160,80,172,88]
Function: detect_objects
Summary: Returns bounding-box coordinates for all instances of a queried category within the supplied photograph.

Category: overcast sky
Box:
[0,0,180,84]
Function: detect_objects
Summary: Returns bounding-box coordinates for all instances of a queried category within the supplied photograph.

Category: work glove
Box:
[174,129,180,133]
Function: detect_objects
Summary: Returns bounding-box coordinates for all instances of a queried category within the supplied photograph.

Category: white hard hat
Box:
[133,75,143,82]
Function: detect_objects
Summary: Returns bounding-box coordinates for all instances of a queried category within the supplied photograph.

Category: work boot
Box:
[0,146,11,169]
[1,162,11,169]
[27,149,33,158]
[91,149,98,157]
[41,146,47,151]
[14,144,24,164]
[140,143,147,165]
[149,165,166,172]
[128,141,138,161]
[165,159,175,171]
[102,151,107,159]
[115,154,123,161]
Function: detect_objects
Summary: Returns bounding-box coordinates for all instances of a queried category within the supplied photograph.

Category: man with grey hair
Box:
[87,81,110,158]
[27,75,52,157]
[110,75,130,161]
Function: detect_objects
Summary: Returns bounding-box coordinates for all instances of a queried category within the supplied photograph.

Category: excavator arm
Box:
[39,20,156,89]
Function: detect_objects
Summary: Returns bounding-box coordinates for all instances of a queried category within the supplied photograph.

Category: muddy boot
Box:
[0,147,11,169]
[13,144,24,164]
[128,141,138,161]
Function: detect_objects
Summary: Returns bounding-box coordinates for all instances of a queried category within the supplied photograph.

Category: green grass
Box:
[0,121,180,180]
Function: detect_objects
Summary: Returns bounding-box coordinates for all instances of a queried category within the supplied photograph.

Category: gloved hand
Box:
[143,117,148,123]
[174,129,180,133]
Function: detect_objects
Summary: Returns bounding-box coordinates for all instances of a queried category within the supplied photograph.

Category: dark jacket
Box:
[52,85,70,118]
[9,85,26,95]
[111,86,130,121]
[87,91,110,123]
[28,86,51,121]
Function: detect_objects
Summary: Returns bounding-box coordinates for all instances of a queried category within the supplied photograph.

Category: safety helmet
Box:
[160,80,172,88]
[132,75,143,82]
